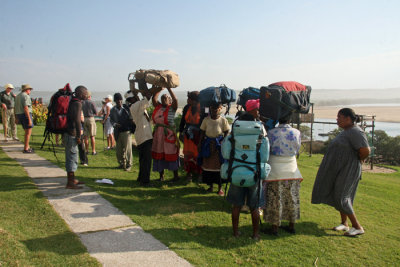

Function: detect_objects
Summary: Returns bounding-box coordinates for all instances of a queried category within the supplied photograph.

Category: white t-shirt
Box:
[130,98,153,145]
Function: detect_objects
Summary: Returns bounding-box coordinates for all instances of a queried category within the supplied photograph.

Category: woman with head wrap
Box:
[178,91,202,181]
[312,108,370,237]
[151,87,180,181]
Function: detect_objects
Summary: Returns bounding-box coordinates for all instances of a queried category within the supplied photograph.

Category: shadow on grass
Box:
[0,175,37,192]
[22,232,88,255]
[147,221,328,249]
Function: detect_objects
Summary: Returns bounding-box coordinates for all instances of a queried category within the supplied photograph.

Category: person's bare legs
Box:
[84,136,89,153]
[250,208,260,240]
[2,111,8,139]
[90,136,96,153]
[340,212,349,227]
[347,213,362,229]
[24,128,32,150]
[107,134,112,148]
[232,206,241,237]
[111,133,115,148]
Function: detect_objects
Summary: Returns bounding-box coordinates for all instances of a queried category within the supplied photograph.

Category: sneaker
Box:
[83,163,88,166]
[124,166,131,171]
[92,152,97,155]
[344,227,365,237]
[333,224,350,232]
[12,137,19,141]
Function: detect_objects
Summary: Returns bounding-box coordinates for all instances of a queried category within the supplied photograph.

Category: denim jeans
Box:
[64,134,78,172]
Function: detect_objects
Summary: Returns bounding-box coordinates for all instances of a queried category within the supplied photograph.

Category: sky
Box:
[1,0,400,92]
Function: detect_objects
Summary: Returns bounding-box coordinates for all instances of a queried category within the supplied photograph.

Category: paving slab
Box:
[33,177,92,197]
[48,192,135,233]
[79,226,192,267]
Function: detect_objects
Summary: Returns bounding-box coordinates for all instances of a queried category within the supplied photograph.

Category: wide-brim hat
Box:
[124,91,134,99]
[4,83,14,89]
[104,95,113,101]
[21,84,33,91]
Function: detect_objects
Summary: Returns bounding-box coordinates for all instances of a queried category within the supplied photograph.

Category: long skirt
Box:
[263,180,301,225]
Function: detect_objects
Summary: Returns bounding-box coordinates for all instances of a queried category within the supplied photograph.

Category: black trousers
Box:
[137,139,152,184]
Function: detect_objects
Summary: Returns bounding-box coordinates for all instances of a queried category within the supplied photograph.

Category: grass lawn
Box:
[0,147,100,266]
[8,123,400,266]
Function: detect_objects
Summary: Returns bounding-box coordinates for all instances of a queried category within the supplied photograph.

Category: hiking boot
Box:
[66,172,83,189]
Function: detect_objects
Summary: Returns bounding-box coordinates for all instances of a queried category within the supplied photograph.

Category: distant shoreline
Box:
[312,106,400,123]
[177,105,400,123]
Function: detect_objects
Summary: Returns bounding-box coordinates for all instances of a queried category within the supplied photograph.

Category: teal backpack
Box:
[220,120,271,187]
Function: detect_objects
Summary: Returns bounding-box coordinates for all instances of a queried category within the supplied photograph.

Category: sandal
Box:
[23,148,34,153]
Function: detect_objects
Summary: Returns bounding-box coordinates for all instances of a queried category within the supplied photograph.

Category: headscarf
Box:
[245,99,260,111]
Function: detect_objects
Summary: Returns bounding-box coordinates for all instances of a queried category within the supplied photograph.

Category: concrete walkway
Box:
[0,132,192,267]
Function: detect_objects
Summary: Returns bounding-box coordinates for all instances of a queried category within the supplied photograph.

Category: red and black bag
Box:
[41,83,73,153]
[259,81,311,122]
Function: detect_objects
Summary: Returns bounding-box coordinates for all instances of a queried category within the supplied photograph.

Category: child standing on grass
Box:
[198,103,230,196]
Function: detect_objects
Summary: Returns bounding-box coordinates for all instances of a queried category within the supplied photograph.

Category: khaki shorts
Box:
[83,117,97,137]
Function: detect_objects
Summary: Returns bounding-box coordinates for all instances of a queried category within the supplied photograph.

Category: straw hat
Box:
[21,84,33,91]
[4,83,14,90]
[104,95,113,101]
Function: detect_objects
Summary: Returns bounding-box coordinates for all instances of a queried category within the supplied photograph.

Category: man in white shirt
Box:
[127,90,153,186]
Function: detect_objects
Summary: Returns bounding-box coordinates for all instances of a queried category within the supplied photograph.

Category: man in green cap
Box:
[0,83,17,141]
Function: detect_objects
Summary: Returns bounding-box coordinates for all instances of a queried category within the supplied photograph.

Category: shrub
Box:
[32,103,48,125]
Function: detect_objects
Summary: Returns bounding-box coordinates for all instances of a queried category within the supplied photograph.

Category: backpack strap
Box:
[255,133,263,208]
[226,122,236,184]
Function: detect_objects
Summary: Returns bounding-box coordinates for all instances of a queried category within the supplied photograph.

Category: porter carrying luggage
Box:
[198,84,236,115]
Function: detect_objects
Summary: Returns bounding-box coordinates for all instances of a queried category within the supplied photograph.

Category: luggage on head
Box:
[198,84,236,115]
[259,81,312,127]
[236,87,260,110]
[128,69,179,92]
[220,119,271,187]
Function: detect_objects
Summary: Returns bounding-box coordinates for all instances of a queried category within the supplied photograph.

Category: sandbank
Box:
[176,105,400,123]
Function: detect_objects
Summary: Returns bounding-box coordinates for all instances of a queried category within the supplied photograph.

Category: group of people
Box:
[0,83,34,153]
[1,83,370,240]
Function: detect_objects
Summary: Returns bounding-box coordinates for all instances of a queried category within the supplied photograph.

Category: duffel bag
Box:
[133,69,180,88]
[198,84,236,114]
[236,87,260,110]
[259,81,311,121]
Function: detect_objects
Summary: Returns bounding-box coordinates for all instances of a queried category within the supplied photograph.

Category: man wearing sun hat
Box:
[15,84,34,153]
[0,83,17,141]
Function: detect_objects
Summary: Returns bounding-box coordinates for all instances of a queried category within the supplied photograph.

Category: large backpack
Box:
[220,120,271,187]
[131,69,180,89]
[259,81,311,124]
[198,85,236,115]
[41,83,73,152]
[236,87,260,110]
